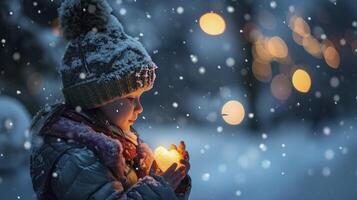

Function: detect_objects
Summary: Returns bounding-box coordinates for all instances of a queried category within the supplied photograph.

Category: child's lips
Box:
[129,117,137,123]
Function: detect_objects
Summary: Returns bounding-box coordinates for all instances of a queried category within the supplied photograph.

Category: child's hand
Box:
[149,160,186,190]
[138,143,154,175]
[170,141,190,177]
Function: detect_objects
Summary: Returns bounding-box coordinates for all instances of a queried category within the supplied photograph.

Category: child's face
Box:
[100,87,149,132]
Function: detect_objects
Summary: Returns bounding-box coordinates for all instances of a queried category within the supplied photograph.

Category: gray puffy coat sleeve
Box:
[51,147,179,200]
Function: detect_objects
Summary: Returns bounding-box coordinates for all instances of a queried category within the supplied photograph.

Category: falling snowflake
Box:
[261,160,271,169]
[172,102,178,108]
[198,67,206,74]
[330,77,339,88]
[201,173,210,181]
[119,8,127,15]
[88,4,97,13]
[227,6,235,13]
[315,91,322,98]
[190,54,198,63]
[24,141,31,150]
[352,21,357,27]
[176,6,184,14]
[3,118,14,130]
[75,106,82,113]
[324,149,335,160]
[235,190,242,197]
[322,167,331,176]
[13,52,21,61]
[244,13,251,21]
[79,72,86,80]
[333,94,340,102]
[52,172,58,178]
[270,1,277,9]
[262,133,268,139]
[206,112,217,122]
[320,34,327,40]
[225,57,235,67]
[204,144,210,150]
[259,143,267,152]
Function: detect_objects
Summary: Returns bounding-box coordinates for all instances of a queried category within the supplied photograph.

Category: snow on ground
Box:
[0,118,356,200]
[140,118,357,200]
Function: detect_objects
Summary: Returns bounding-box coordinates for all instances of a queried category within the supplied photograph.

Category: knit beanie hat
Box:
[58,0,157,109]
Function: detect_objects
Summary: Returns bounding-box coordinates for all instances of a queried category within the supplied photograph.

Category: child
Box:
[29,0,191,199]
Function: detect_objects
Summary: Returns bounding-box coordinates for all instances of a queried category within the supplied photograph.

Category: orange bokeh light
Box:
[199,12,226,35]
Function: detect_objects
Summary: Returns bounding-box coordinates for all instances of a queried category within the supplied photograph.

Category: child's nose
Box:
[134,99,143,114]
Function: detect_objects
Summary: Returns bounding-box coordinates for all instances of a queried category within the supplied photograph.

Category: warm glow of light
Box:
[252,60,272,82]
[267,36,288,59]
[199,12,226,35]
[321,39,334,52]
[292,69,311,93]
[154,146,181,172]
[302,36,321,57]
[292,32,304,45]
[323,47,340,69]
[290,16,310,37]
[221,100,245,125]
[271,74,292,101]
[253,37,273,63]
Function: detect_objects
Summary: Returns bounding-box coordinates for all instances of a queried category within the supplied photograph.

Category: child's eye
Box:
[127,97,135,101]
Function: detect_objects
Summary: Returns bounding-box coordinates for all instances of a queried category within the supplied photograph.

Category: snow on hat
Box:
[58,0,157,109]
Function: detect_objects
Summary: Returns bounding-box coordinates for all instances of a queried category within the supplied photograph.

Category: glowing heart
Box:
[154,146,181,172]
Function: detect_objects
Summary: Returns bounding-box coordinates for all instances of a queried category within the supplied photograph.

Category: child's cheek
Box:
[125,100,136,114]
[118,102,134,119]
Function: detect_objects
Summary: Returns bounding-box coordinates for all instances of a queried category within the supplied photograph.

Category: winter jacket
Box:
[30,104,191,200]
